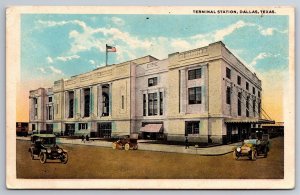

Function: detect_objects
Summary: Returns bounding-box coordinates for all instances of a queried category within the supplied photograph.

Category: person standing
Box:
[81,135,85,143]
[185,136,189,149]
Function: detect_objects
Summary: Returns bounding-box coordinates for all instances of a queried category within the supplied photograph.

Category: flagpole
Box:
[105,44,108,66]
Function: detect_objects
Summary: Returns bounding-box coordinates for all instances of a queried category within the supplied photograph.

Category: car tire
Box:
[61,153,68,164]
[252,150,257,161]
[233,151,239,160]
[112,142,117,150]
[30,151,35,160]
[264,147,268,158]
[133,145,138,150]
[39,152,47,164]
[124,143,130,151]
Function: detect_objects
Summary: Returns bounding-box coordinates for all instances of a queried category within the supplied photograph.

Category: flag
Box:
[106,45,117,52]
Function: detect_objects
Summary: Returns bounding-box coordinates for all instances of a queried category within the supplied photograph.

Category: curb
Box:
[16,137,233,156]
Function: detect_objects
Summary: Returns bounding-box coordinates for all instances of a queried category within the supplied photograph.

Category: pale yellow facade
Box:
[29,41,263,144]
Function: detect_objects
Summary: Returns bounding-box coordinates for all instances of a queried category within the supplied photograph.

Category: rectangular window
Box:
[121,95,124,109]
[253,99,256,116]
[188,87,202,104]
[258,91,261,98]
[246,96,249,117]
[148,77,158,87]
[48,96,52,103]
[237,76,241,85]
[69,91,74,118]
[238,92,242,116]
[48,106,53,120]
[84,88,90,117]
[258,101,261,117]
[148,93,158,116]
[252,87,256,95]
[33,98,38,117]
[246,82,249,90]
[143,94,146,116]
[226,87,231,104]
[188,68,201,80]
[160,92,163,115]
[185,121,200,135]
[226,67,231,79]
[79,123,88,130]
[32,124,36,131]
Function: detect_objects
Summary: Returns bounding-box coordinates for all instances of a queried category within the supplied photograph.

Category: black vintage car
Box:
[28,134,68,164]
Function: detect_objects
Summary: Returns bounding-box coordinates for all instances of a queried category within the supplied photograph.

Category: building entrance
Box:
[97,122,112,138]
[65,123,75,136]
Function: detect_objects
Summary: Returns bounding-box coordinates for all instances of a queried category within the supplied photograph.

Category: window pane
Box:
[195,68,201,79]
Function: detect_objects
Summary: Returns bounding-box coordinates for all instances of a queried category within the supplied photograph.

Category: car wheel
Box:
[134,145,138,150]
[39,152,47,164]
[112,142,117,150]
[124,143,130,151]
[233,151,239,160]
[264,147,268,158]
[61,153,68,164]
[252,150,257,161]
[30,151,35,160]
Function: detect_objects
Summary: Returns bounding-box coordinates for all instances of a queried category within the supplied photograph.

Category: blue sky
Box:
[19,14,289,121]
[21,14,288,80]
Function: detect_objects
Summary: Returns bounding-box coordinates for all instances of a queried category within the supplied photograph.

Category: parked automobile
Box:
[233,135,270,160]
[112,134,138,150]
[28,134,68,164]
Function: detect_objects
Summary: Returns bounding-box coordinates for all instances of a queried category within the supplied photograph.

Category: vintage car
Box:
[28,134,68,164]
[233,135,270,160]
[112,134,138,150]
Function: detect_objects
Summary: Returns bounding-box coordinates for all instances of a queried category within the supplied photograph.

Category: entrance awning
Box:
[224,118,275,124]
[140,124,163,133]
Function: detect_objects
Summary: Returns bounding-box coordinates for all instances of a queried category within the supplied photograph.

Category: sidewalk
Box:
[17,136,239,156]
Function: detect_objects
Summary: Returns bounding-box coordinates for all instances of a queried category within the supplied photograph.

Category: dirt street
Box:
[16,137,284,179]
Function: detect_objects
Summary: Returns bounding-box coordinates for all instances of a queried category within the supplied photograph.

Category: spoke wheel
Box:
[39,152,47,164]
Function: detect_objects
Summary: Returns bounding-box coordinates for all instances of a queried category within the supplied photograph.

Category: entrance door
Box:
[226,124,232,144]
[65,124,75,136]
[97,122,112,138]
[46,124,53,134]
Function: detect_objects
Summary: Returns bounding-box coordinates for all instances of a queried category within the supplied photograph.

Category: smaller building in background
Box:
[16,122,29,136]
[262,122,284,138]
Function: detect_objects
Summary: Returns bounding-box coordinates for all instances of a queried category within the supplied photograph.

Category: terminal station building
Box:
[29,41,274,144]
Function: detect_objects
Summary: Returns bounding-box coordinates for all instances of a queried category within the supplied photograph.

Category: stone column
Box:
[98,85,103,117]
[180,69,187,114]
[92,85,98,117]
[109,83,112,116]
[65,91,69,119]
[80,88,84,118]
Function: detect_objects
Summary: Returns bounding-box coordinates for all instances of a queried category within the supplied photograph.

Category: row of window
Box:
[226,86,261,116]
[147,68,202,88]
[226,67,261,97]
[143,92,163,116]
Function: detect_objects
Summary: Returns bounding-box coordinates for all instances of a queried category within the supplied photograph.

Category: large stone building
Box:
[29,41,273,144]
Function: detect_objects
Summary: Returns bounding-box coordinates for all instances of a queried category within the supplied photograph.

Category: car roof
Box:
[31,134,56,138]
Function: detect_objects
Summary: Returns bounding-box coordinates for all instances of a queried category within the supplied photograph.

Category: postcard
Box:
[6,6,295,189]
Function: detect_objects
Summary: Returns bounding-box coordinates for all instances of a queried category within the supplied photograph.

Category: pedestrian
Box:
[185,136,189,149]
[86,134,89,142]
[81,135,85,143]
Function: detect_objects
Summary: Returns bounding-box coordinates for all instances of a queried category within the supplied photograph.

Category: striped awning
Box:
[224,118,275,124]
[140,124,163,133]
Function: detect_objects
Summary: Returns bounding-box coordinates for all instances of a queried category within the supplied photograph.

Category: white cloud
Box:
[56,55,80,62]
[89,60,95,65]
[49,66,64,75]
[249,52,272,67]
[37,19,287,65]
[111,17,125,26]
[260,28,275,36]
[46,56,53,64]
[37,67,46,74]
